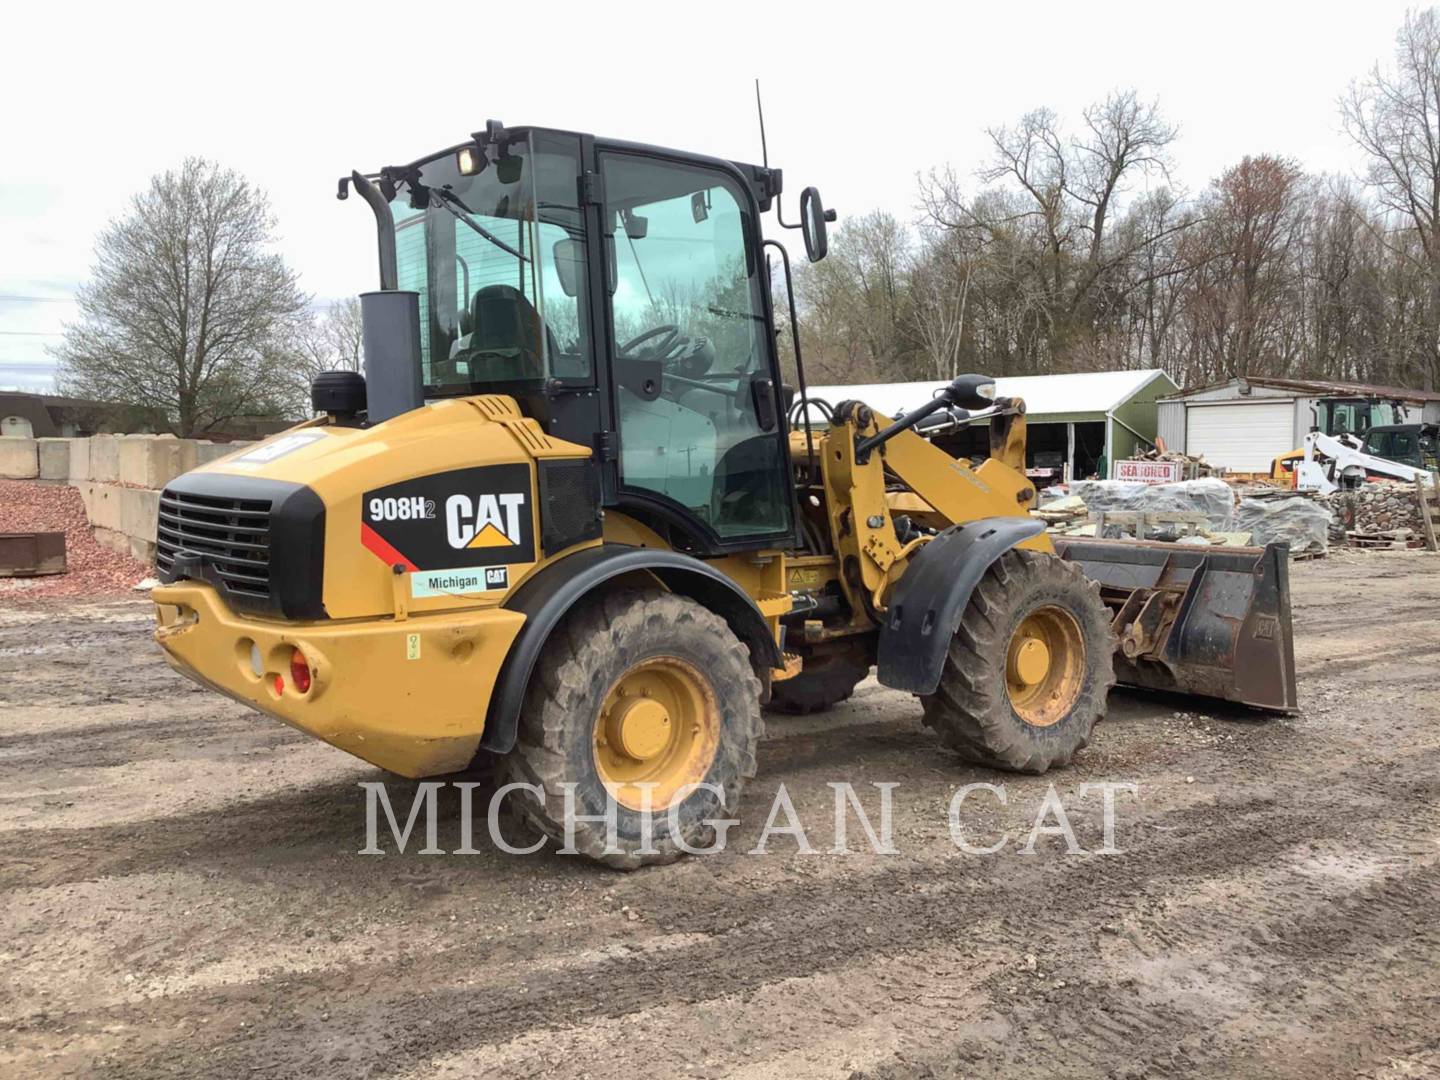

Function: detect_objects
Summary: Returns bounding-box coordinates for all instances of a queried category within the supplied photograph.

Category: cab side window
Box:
[600,153,791,541]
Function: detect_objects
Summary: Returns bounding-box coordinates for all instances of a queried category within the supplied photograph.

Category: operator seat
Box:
[442,284,558,382]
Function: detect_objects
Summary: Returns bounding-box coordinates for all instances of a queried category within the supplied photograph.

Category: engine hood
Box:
[164,396,595,620]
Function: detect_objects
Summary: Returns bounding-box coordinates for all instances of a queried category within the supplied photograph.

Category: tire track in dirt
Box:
[39,740,1430,1079]
[5,680,1419,1071]
[4,559,1440,1078]
[851,810,1440,1078]
[1295,639,1440,678]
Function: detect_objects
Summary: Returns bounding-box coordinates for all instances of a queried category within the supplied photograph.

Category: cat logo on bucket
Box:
[445,492,527,550]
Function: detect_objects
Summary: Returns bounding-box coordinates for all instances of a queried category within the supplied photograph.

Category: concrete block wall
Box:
[196,441,239,466]
[37,438,71,480]
[16,433,254,564]
[0,436,39,479]
[67,481,163,562]
[72,480,121,531]
[118,435,202,489]
[68,437,91,482]
[120,488,161,561]
[89,435,120,483]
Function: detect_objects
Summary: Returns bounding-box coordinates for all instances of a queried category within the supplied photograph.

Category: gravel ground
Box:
[1,550,1438,1078]
[0,481,150,603]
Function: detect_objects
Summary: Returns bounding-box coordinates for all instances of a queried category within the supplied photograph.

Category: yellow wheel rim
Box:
[1005,605,1086,727]
[593,656,720,811]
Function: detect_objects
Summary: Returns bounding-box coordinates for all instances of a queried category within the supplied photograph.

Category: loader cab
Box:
[1315,397,1404,439]
[361,125,798,555]
[1361,423,1440,472]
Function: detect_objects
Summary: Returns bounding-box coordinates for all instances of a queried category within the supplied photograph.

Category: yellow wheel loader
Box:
[151,123,1297,867]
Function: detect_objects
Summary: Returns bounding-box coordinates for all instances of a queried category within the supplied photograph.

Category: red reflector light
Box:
[290,649,312,694]
[273,674,285,695]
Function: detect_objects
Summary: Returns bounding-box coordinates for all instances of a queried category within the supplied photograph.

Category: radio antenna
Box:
[755,78,769,169]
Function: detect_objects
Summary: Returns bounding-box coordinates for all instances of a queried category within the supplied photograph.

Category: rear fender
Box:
[877,517,1045,695]
[480,544,783,753]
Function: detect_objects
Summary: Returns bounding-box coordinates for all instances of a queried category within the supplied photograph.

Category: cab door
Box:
[597,150,793,550]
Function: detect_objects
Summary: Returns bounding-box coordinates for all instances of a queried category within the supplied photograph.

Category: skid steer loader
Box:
[151,123,1297,867]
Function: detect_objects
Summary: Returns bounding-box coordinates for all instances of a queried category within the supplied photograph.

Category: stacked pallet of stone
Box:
[1318,481,1428,547]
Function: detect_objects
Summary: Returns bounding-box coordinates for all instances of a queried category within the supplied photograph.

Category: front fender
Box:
[876,517,1046,695]
[480,544,783,753]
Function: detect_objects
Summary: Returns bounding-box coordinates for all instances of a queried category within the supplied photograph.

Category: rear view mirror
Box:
[552,238,584,298]
[622,210,649,240]
[496,153,523,185]
[800,186,832,263]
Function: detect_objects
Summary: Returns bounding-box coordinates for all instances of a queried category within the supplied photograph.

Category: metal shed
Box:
[1156,377,1440,473]
[806,369,1178,481]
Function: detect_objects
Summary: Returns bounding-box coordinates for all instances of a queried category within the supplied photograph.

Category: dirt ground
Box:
[2,551,1438,1079]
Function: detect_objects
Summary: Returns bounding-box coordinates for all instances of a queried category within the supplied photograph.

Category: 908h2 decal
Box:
[360,464,534,598]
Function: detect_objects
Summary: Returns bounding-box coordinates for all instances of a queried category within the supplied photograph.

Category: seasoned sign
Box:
[1114,459,1182,485]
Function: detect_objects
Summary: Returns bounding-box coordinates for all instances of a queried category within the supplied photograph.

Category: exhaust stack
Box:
[359,290,424,423]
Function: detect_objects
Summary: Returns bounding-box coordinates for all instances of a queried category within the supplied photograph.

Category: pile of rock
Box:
[1231,497,1331,557]
[1070,478,1236,529]
[1319,482,1425,538]
[0,479,150,602]
[1042,479,1335,556]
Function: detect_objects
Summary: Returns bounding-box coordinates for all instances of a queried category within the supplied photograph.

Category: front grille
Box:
[155,489,273,601]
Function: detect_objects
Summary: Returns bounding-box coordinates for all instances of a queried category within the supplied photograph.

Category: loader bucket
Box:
[1053,539,1298,712]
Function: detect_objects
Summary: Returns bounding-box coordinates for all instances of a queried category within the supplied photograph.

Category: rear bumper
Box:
[152,583,526,777]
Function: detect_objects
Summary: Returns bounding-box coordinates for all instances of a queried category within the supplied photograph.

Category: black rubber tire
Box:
[766,644,871,715]
[921,549,1115,774]
[499,588,762,869]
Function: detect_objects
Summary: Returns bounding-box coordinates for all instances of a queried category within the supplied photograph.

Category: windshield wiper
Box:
[428,187,530,263]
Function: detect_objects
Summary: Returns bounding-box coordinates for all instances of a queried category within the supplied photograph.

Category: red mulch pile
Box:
[0,480,152,604]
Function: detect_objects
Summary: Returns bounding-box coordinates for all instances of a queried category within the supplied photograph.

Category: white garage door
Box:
[1185,403,1294,472]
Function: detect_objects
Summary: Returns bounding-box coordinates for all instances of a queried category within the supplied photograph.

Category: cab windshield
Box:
[1318,398,1403,437]
[389,132,591,395]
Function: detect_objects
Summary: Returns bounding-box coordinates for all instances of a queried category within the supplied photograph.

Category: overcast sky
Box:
[0,0,1420,392]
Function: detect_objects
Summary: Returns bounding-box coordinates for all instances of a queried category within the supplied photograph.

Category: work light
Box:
[456,145,485,176]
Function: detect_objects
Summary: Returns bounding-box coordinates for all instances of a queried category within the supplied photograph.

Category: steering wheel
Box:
[619,324,682,358]
[618,324,750,404]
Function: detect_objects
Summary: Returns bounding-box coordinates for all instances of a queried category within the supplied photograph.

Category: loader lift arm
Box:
[817,376,1298,714]
[816,378,1054,696]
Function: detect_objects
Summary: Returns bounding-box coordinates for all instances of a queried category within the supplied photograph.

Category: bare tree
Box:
[54,158,309,434]
[1177,156,1308,381]
[1343,7,1440,388]
[907,233,974,379]
[795,211,915,382]
[793,18,1440,395]
[1067,91,1179,320]
[920,90,1187,370]
[291,297,364,413]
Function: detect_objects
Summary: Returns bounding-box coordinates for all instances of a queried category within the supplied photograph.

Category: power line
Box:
[0,330,63,336]
[0,294,76,304]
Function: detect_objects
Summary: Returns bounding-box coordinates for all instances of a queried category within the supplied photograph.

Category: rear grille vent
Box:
[155,489,273,602]
[537,459,603,555]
